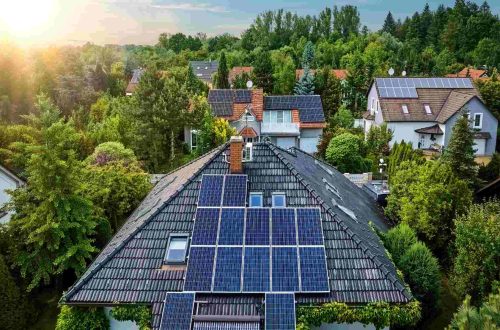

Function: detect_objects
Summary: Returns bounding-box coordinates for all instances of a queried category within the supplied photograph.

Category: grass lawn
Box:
[420,276,460,330]
[31,287,63,330]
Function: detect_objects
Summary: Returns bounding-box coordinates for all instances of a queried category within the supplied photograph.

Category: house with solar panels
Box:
[61,137,416,330]
[190,60,219,88]
[193,89,326,153]
[364,77,498,160]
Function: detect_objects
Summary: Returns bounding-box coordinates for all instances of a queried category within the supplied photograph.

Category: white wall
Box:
[387,122,443,148]
[312,322,388,330]
[104,307,139,330]
[0,170,20,224]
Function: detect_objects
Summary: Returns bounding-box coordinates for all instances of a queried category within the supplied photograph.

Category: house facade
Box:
[0,165,24,224]
[62,138,412,330]
[364,77,498,160]
[186,89,326,153]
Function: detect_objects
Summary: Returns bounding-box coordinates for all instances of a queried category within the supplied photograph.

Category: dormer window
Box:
[272,193,286,208]
[424,104,432,115]
[164,234,189,264]
[402,104,409,114]
[242,142,253,162]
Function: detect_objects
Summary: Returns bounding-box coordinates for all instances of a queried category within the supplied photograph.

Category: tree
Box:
[7,120,98,290]
[475,78,500,120]
[442,109,478,186]
[447,289,500,330]
[478,153,500,183]
[325,132,372,173]
[365,123,393,158]
[385,160,472,253]
[0,254,27,330]
[472,38,500,69]
[333,5,361,39]
[271,49,295,95]
[451,199,500,303]
[301,41,315,68]
[383,223,417,264]
[232,72,252,89]
[215,51,230,89]
[252,50,274,93]
[56,306,109,330]
[382,12,397,35]
[330,105,354,129]
[294,67,315,95]
[319,69,343,119]
[387,141,424,183]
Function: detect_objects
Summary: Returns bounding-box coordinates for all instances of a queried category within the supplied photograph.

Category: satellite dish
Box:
[246,80,253,89]
[402,70,407,77]
[388,68,395,76]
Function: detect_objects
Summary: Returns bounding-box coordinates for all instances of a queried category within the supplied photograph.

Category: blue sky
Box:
[9,0,499,45]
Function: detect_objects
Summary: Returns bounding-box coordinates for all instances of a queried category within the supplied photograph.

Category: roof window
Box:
[424,104,432,115]
[402,104,409,114]
[249,192,263,207]
[164,234,189,264]
[272,193,286,208]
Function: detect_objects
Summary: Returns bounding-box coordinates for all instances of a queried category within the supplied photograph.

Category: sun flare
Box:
[0,0,56,36]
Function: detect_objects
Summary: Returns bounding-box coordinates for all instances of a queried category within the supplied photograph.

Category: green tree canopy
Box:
[215,51,230,89]
[252,50,274,93]
[447,289,500,330]
[0,254,27,330]
[325,132,371,173]
[294,67,315,95]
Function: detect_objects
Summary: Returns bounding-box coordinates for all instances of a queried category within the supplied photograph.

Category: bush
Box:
[400,242,441,312]
[383,223,417,265]
[111,305,151,330]
[325,132,371,173]
[447,289,500,330]
[0,254,27,330]
[86,141,137,166]
[56,306,109,330]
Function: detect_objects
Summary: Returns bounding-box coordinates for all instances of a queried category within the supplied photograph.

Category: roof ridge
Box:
[62,144,228,302]
[267,143,411,300]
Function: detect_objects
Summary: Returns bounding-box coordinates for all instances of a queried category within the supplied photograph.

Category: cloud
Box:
[150,2,228,13]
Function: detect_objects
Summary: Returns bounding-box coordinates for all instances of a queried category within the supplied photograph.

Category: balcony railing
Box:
[261,122,300,135]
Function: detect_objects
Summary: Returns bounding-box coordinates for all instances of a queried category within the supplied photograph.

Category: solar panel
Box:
[184,247,216,291]
[299,247,329,292]
[210,102,233,117]
[272,247,299,292]
[160,292,195,330]
[271,209,296,246]
[218,208,244,245]
[208,90,233,103]
[265,293,296,330]
[191,208,220,245]
[234,90,252,103]
[296,208,323,245]
[198,175,224,207]
[222,175,247,207]
[213,247,242,292]
[245,208,270,245]
[377,78,474,94]
[243,247,270,292]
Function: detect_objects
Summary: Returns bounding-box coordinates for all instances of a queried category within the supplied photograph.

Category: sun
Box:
[0,0,56,36]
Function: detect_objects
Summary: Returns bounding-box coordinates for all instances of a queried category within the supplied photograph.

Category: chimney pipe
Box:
[229,136,244,174]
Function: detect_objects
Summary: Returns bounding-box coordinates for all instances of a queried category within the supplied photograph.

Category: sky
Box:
[0,0,498,46]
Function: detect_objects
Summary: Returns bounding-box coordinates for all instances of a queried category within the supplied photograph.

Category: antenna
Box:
[246,80,253,89]
[402,70,407,77]
[388,68,395,76]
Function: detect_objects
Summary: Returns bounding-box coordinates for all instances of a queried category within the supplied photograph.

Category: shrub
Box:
[447,289,500,330]
[325,132,371,173]
[56,306,109,330]
[400,242,441,312]
[111,305,151,330]
[383,223,417,265]
[0,254,27,330]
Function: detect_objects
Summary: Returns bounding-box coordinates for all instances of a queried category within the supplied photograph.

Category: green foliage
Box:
[294,66,315,95]
[318,68,342,118]
[297,300,421,330]
[325,132,371,173]
[478,153,500,183]
[111,305,151,330]
[86,141,137,166]
[451,200,500,303]
[442,110,478,186]
[365,123,393,158]
[476,79,500,120]
[385,160,472,253]
[330,105,354,129]
[251,50,274,93]
[55,306,109,330]
[383,223,417,265]
[387,141,424,184]
[232,72,252,89]
[271,49,295,95]
[0,254,27,330]
[447,289,500,330]
[400,242,441,311]
[215,51,230,89]
[301,41,315,68]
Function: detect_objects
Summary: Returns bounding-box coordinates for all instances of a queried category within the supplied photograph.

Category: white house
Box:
[0,165,24,224]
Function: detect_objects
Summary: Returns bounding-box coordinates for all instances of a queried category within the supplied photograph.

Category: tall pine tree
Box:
[215,51,229,89]
[382,12,397,35]
[252,50,274,93]
[294,67,315,95]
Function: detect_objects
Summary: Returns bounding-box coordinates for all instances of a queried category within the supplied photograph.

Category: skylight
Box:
[402,104,409,114]
[424,104,432,114]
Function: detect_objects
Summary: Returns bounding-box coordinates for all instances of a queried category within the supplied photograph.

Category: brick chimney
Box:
[229,136,244,174]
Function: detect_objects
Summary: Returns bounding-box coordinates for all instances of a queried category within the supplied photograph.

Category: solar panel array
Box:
[160,292,195,330]
[264,95,325,123]
[207,89,252,116]
[376,77,474,99]
[265,293,296,330]
[186,176,329,294]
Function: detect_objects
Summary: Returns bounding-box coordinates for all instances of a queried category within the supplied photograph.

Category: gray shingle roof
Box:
[264,95,325,123]
[62,143,411,329]
[190,61,218,82]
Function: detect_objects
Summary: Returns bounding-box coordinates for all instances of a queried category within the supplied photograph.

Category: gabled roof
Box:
[0,164,24,186]
[208,89,263,121]
[229,66,253,83]
[435,91,477,123]
[190,61,218,82]
[295,69,348,80]
[446,68,488,80]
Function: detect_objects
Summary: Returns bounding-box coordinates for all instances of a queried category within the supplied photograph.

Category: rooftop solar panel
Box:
[160,292,195,330]
[208,90,234,103]
[271,209,296,246]
[210,102,233,117]
[191,208,220,245]
[296,208,323,245]
[222,175,247,207]
[299,247,329,292]
[218,208,244,245]
[198,175,224,207]
[234,90,252,103]
[272,247,299,292]
[184,247,216,291]
[245,208,270,245]
[265,293,296,330]
[213,247,243,292]
[243,247,270,292]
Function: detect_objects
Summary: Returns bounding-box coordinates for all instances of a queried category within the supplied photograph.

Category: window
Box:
[165,235,189,264]
[272,193,286,208]
[370,98,374,111]
[277,110,284,123]
[375,100,379,113]
[473,113,483,128]
[243,142,253,162]
[424,104,432,115]
[264,111,291,124]
[190,130,198,151]
[402,104,409,114]
[249,192,263,207]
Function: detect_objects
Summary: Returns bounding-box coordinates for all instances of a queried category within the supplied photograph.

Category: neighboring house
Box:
[186,89,326,153]
[0,165,24,224]
[364,77,498,161]
[295,68,348,80]
[446,67,488,80]
[61,138,412,330]
[189,60,218,88]
[125,68,144,96]
[228,66,253,86]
